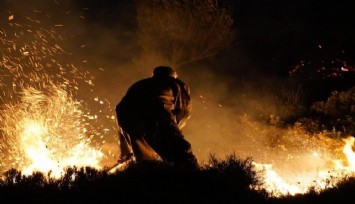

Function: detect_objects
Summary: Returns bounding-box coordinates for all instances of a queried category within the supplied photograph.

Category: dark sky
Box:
[233,0,355,74]
[3,0,355,74]
[2,0,354,101]
[75,0,355,88]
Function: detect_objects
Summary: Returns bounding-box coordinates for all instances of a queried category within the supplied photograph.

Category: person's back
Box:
[115,66,199,169]
[116,76,180,123]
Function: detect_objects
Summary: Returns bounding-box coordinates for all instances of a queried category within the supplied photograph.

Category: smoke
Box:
[0,1,348,178]
[182,65,290,163]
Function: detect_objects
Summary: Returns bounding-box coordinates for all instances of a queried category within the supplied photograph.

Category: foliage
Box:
[204,153,262,191]
[1,154,355,203]
[253,84,355,137]
[309,86,355,135]
[280,85,304,107]
[0,155,267,203]
[136,0,235,69]
[311,86,355,116]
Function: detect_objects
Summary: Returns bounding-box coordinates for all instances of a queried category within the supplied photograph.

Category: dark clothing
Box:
[116,75,199,169]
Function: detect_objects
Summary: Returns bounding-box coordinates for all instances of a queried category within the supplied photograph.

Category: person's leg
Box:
[122,122,162,162]
[118,129,133,161]
[153,119,199,169]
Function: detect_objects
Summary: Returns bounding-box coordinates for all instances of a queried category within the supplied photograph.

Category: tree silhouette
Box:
[136,0,235,69]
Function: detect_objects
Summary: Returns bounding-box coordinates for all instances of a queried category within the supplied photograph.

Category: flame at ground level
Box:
[0,85,107,179]
[253,136,355,197]
[20,120,104,178]
[0,85,354,197]
[1,85,354,196]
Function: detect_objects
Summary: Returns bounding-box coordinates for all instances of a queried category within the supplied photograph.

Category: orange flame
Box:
[0,13,116,179]
[254,136,355,197]
[0,85,104,179]
[342,137,355,170]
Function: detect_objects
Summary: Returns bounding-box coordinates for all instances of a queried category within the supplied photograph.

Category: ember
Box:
[253,136,355,197]
[0,9,111,179]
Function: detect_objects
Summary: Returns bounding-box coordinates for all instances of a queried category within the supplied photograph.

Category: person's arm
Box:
[174,80,192,129]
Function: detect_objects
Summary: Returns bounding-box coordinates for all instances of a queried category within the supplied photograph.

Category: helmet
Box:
[152,66,177,78]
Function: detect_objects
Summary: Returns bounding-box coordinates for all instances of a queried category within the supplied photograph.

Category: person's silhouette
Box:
[115,66,199,169]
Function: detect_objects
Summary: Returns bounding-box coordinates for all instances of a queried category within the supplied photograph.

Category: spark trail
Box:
[0,9,113,179]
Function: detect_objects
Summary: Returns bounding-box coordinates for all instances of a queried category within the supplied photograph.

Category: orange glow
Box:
[253,136,355,197]
[0,16,111,180]
[1,8,354,199]
[2,85,104,179]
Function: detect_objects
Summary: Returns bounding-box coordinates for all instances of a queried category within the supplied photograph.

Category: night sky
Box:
[73,0,355,100]
[3,0,355,77]
[75,0,355,73]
